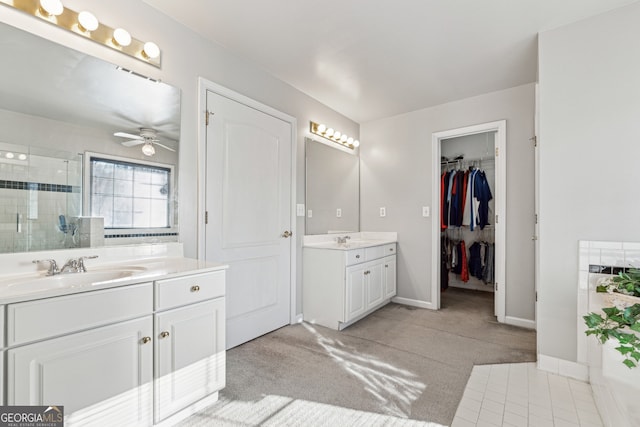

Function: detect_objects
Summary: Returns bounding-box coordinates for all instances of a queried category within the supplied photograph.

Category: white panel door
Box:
[206,90,292,349]
[383,256,397,299]
[7,317,153,426]
[366,262,384,308]
[155,299,225,422]
[345,265,366,322]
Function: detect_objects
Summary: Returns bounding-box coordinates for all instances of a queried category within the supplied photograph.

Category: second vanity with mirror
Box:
[303,232,397,330]
[0,243,226,426]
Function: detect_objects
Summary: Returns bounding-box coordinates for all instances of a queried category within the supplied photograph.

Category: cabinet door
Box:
[7,317,153,426]
[366,262,384,308]
[345,265,367,322]
[384,256,397,299]
[155,298,226,422]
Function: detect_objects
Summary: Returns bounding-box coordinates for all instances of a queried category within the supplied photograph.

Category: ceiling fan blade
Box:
[154,142,176,152]
[121,139,145,147]
[114,132,143,140]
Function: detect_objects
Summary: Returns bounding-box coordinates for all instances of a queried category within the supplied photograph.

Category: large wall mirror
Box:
[305,138,359,235]
[0,21,181,254]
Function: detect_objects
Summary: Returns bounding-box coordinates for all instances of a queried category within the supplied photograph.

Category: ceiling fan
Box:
[113,128,175,156]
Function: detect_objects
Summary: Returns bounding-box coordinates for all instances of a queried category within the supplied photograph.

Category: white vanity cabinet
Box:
[304,242,396,330]
[154,272,226,423]
[6,283,155,425]
[2,267,227,427]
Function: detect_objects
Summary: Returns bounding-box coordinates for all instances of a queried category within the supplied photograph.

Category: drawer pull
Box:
[355,255,360,259]
[389,248,394,251]
[160,331,170,339]
[385,265,388,268]
[364,270,370,275]
[191,285,201,292]
[141,336,152,344]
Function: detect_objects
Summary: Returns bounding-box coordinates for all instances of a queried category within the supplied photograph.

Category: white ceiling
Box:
[143,0,637,123]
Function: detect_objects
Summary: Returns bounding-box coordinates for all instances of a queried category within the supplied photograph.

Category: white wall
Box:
[360,83,535,321]
[0,0,359,315]
[538,2,640,361]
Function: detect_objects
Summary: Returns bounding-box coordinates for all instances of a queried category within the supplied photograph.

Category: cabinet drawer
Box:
[365,243,396,261]
[345,249,365,266]
[7,283,153,346]
[155,271,225,311]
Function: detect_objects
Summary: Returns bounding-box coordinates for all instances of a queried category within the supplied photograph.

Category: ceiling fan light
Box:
[142,42,160,59]
[78,11,99,32]
[39,0,63,17]
[141,142,155,156]
[113,28,131,47]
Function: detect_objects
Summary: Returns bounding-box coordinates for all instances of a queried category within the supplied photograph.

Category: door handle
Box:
[282,230,292,238]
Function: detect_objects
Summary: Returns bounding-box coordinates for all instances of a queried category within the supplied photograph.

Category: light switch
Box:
[336,208,342,218]
[307,210,313,218]
[422,206,430,217]
[296,204,305,217]
[380,207,386,217]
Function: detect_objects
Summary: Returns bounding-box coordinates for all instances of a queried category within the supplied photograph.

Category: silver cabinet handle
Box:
[160,331,170,339]
[282,230,292,238]
[191,285,200,292]
[141,337,151,344]
[355,255,360,259]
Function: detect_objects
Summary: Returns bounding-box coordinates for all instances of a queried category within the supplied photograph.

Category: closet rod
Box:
[440,157,495,165]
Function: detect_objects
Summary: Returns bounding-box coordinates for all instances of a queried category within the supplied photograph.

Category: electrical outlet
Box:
[422,206,430,217]
[380,207,386,217]
[296,204,305,217]
[336,208,342,218]
[307,210,313,218]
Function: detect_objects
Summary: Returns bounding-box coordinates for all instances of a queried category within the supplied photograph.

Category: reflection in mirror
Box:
[0,21,181,254]
[305,137,359,235]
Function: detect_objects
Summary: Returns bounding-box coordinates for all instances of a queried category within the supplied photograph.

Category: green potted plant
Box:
[584,303,640,368]
[596,268,640,308]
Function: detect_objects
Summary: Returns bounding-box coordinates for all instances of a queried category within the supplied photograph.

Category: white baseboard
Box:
[537,354,589,382]
[293,313,304,324]
[505,316,536,330]
[391,297,435,310]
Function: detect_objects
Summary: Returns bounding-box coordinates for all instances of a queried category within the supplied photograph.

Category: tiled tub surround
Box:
[578,241,640,427]
[0,147,82,254]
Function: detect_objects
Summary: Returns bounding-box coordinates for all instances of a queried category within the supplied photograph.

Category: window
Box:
[88,156,173,229]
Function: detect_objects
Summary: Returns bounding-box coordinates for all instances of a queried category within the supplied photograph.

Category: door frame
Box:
[430,120,506,322]
[196,77,298,325]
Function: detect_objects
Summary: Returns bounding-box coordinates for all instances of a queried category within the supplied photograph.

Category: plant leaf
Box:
[623,359,636,369]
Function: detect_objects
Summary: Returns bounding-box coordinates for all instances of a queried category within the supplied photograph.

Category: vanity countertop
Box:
[0,256,228,304]
[304,239,396,250]
[303,231,397,251]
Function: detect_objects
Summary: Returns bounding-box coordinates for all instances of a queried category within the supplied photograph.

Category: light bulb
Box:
[141,142,155,156]
[78,11,99,32]
[340,134,348,143]
[40,0,63,17]
[333,131,341,140]
[353,140,360,148]
[142,42,160,59]
[347,137,354,145]
[317,123,326,134]
[18,154,27,160]
[113,28,132,47]
[5,152,15,159]
[325,128,334,137]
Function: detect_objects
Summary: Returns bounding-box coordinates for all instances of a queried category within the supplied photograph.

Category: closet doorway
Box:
[431,121,506,322]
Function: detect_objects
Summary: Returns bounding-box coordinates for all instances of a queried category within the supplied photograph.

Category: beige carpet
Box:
[178,288,536,426]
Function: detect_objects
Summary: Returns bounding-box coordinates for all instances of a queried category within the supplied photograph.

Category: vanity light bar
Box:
[310,121,360,150]
[0,0,162,68]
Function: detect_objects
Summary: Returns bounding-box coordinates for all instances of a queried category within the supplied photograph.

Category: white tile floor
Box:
[451,363,603,427]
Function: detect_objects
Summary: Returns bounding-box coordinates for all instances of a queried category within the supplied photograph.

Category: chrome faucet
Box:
[32,255,98,275]
[336,235,351,244]
[32,259,59,276]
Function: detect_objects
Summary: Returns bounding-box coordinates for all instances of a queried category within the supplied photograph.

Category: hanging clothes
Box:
[441,234,449,290]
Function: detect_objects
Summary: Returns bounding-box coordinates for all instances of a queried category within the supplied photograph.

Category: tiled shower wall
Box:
[0,150,81,254]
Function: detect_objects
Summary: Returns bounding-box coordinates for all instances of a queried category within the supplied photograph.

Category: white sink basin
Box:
[0,269,146,296]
